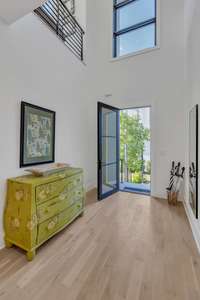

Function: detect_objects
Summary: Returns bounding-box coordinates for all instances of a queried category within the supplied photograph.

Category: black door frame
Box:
[97,102,120,200]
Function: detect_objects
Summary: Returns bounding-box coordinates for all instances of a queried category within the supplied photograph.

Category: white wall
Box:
[0,0,46,24]
[184,0,200,252]
[0,0,87,29]
[86,0,186,199]
[75,0,87,30]
[0,12,93,249]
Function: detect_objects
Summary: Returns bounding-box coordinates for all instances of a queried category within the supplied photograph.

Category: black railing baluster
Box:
[34,0,85,61]
[80,32,83,61]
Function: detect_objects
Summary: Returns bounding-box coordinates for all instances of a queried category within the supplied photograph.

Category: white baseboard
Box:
[85,183,96,192]
[183,201,200,254]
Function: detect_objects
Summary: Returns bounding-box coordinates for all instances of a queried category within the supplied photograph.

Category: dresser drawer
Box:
[36,173,83,204]
[59,200,83,228]
[37,188,84,223]
[71,199,83,217]
[37,200,83,245]
[37,215,60,245]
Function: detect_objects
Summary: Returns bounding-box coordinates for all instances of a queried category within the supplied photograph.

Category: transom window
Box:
[113,0,157,58]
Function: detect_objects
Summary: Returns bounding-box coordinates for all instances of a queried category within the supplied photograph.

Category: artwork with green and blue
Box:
[20,102,55,167]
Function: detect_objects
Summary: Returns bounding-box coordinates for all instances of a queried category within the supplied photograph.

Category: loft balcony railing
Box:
[35,0,84,61]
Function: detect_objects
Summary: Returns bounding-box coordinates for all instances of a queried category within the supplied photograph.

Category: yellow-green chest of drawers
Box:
[4,168,85,261]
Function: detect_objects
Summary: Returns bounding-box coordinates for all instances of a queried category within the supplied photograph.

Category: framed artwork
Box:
[20,102,56,168]
[189,104,198,218]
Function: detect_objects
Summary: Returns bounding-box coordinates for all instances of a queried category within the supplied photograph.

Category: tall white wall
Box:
[0,0,46,24]
[86,0,186,199]
[184,0,200,252]
[0,0,87,29]
[75,0,87,30]
[0,12,92,249]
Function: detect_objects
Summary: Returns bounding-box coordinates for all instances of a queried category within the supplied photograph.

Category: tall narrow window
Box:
[113,0,156,58]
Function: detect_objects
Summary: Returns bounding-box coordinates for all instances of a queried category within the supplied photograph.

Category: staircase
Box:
[35,0,84,61]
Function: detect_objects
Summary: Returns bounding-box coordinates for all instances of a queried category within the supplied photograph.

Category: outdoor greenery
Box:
[120,111,150,184]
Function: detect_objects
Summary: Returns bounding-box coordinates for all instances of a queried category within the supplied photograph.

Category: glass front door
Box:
[98,102,120,200]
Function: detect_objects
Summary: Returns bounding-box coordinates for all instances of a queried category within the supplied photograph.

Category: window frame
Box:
[113,0,157,58]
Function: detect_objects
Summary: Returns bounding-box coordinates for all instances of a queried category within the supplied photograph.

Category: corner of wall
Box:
[85,181,97,192]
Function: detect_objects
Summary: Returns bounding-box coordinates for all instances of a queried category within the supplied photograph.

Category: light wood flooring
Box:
[0,190,200,300]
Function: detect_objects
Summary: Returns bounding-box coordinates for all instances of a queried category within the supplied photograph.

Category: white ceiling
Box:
[0,0,46,24]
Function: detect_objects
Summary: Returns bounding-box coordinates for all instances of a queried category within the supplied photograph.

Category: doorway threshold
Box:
[120,182,151,195]
[120,188,150,196]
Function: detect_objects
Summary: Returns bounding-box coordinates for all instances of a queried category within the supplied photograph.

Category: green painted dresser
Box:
[4,168,85,261]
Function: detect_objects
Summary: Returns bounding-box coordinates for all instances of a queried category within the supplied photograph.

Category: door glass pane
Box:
[102,108,117,137]
[116,0,155,31]
[102,164,117,194]
[98,103,119,200]
[102,137,116,165]
[116,23,155,57]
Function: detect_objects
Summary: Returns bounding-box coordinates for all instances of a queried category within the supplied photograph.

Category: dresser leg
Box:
[26,250,36,261]
[5,239,13,248]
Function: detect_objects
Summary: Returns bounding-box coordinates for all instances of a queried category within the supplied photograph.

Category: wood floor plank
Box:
[0,190,200,300]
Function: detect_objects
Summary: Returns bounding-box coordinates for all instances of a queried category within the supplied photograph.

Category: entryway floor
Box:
[0,191,200,300]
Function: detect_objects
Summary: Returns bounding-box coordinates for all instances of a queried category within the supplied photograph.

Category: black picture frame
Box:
[20,101,56,168]
[189,104,198,219]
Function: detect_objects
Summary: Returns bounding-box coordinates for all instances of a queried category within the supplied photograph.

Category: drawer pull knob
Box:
[47,221,55,230]
[47,217,58,230]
